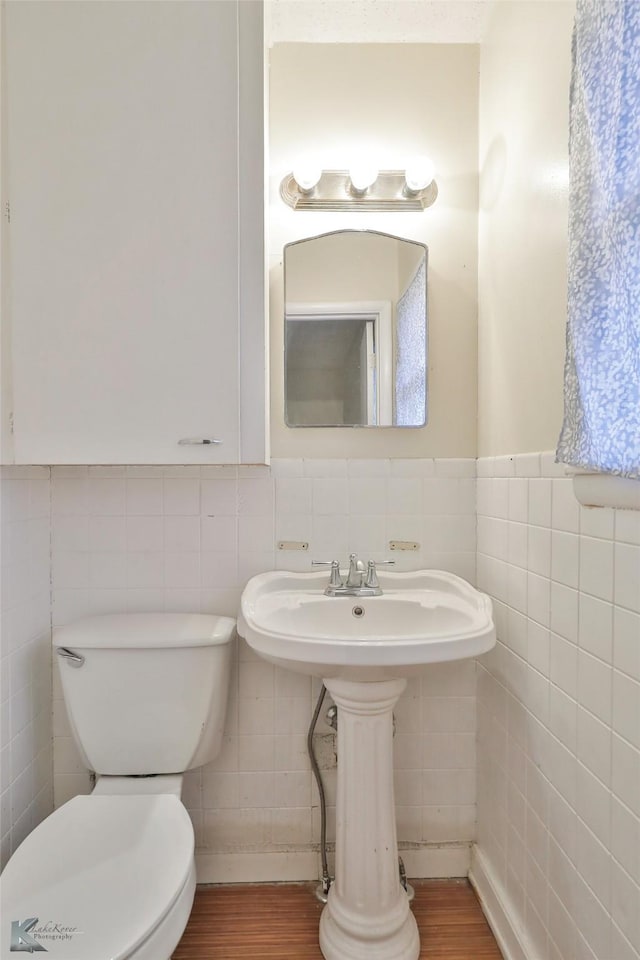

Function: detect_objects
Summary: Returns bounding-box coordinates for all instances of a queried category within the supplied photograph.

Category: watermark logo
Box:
[9,918,47,953]
[10,919,84,952]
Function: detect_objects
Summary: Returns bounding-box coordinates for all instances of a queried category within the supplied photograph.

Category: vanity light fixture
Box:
[348,163,379,196]
[280,159,438,212]
[404,155,436,196]
[292,163,323,195]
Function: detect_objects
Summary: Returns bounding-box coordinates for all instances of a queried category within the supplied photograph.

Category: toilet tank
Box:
[53,613,235,776]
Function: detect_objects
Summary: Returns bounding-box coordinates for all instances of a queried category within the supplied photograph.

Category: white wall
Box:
[49,459,477,881]
[474,455,640,960]
[0,467,52,869]
[474,4,640,960]
[477,1,574,457]
[269,43,479,459]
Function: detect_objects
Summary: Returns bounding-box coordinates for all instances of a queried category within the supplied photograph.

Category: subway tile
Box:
[346,515,386,554]
[509,479,529,523]
[53,551,90,590]
[613,607,640,682]
[126,516,164,552]
[550,583,579,643]
[345,459,389,478]
[200,515,237,553]
[541,452,569,478]
[51,515,89,553]
[528,573,551,627]
[552,479,580,533]
[348,478,386,515]
[270,459,303,479]
[89,552,128,590]
[200,479,238,516]
[610,859,639,952]
[612,671,640,749]
[199,465,237,480]
[580,505,615,540]
[89,516,126,552]
[434,459,476,479]
[615,510,640,546]
[612,735,640,817]
[611,797,640,885]
[51,477,88,516]
[614,542,640,614]
[302,459,348,479]
[515,453,542,478]
[239,515,275,554]
[275,478,313,516]
[125,479,163,515]
[87,478,126,516]
[164,516,200,553]
[164,553,200,590]
[311,478,348,515]
[551,531,580,589]
[390,459,435,478]
[125,466,164,479]
[528,478,552,528]
[580,536,615,602]
[387,478,423,515]
[527,621,550,677]
[272,807,312,845]
[238,478,274,517]
[574,871,612,960]
[163,478,200,515]
[508,522,528,569]
[576,762,611,847]
[577,707,611,786]
[240,551,277,581]
[125,552,164,589]
[578,594,613,662]
[578,650,612,725]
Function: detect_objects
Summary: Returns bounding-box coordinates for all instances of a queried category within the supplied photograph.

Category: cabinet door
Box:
[5,0,265,464]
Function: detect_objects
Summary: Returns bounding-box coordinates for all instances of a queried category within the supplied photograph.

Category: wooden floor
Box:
[172,880,503,959]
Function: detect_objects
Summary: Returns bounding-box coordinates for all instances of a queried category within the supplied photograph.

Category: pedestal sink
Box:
[238,569,495,960]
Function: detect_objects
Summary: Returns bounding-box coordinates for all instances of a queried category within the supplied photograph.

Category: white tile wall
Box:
[50,459,477,872]
[0,467,53,869]
[476,454,640,960]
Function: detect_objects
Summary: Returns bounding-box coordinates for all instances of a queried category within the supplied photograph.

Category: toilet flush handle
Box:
[57,647,85,668]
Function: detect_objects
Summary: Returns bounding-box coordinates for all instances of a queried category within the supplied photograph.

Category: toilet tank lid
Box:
[53,612,236,649]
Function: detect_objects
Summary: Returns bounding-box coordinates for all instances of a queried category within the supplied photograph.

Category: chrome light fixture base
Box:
[280,170,438,212]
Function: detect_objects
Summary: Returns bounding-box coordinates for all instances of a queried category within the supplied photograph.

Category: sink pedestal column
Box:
[320,677,419,960]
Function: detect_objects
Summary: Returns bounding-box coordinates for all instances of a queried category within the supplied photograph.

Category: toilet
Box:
[0,612,235,959]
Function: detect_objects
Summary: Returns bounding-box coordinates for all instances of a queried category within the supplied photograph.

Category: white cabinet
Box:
[3,1,266,464]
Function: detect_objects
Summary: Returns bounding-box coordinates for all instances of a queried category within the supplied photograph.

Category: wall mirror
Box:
[284,230,428,428]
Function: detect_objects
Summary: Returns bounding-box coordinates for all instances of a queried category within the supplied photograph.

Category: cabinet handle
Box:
[178,438,222,445]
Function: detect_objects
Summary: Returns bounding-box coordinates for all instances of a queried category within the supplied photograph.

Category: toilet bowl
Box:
[0,613,235,959]
[1,794,195,959]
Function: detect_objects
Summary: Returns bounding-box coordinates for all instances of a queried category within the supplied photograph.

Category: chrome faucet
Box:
[312,554,395,597]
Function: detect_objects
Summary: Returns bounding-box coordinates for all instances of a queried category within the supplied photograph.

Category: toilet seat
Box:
[0,794,195,959]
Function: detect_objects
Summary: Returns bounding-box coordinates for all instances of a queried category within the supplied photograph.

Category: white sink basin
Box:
[238,569,495,681]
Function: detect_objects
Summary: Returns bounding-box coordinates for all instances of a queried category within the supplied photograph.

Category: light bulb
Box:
[348,163,378,195]
[292,163,322,193]
[404,155,435,194]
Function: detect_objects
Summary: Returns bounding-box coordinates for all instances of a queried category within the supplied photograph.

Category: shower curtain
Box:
[395,259,427,426]
[556,0,640,479]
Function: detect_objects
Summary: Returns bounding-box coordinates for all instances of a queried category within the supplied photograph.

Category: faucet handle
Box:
[365,559,395,588]
[312,559,343,588]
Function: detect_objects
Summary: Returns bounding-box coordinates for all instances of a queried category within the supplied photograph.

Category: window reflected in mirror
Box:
[284,231,428,428]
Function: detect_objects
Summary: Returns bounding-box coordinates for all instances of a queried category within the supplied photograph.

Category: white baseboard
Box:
[196,842,471,885]
[400,842,471,879]
[196,850,320,884]
[468,846,531,960]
